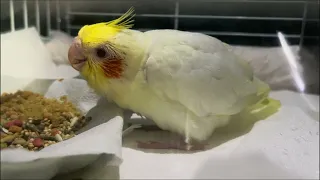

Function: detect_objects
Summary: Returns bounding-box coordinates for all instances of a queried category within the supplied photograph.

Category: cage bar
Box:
[174,1,179,29]
[299,1,308,48]
[23,0,28,28]
[9,0,15,31]
[56,0,61,30]
[67,12,319,22]
[35,0,40,32]
[46,0,51,35]
[65,1,71,34]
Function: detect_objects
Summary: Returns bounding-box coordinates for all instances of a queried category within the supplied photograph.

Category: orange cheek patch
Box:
[100,59,124,79]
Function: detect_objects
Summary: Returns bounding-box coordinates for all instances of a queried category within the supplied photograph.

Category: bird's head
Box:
[68,7,142,82]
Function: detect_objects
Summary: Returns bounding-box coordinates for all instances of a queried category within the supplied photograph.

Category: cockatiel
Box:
[68,8,281,150]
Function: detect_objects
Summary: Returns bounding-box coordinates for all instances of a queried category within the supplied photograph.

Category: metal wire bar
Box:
[56,0,61,30]
[23,0,28,28]
[174,1,179,29]
[65,1,71,34]
[196,31,302,38]
[67,12,319,22]
[35,0,40,32]
[9,0,15,31]
[46,0,51,35]
[68,25,317,38]
[299,1,309,48]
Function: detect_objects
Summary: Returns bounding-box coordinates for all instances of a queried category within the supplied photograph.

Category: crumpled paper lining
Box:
[45,31,74,66]
[120,91,319,179]
[0,28,79,95]
[1,79,124,180]
[0,28,79,80]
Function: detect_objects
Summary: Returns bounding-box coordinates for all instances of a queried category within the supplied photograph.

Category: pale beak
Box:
[68,36,87,71]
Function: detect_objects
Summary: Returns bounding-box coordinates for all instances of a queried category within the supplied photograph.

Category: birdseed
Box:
[0,90,92,151]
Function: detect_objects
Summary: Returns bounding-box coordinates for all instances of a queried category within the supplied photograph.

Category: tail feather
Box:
[244,97,281,121]
[233,77,281,123]
[228,97,281,133]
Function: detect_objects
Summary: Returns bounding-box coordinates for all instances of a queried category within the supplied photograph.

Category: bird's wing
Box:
[143,30,259,117]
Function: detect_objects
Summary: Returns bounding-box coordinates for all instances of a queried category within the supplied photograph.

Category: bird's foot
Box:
[134,125,206,151]
[136,140,206,151]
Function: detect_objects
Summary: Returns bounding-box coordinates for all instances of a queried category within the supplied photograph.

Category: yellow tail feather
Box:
[237,76,281,121]
[219,97,281,134]
[235,97,281,123]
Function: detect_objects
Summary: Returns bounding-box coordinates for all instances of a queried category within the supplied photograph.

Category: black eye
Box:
[96,48,107,58]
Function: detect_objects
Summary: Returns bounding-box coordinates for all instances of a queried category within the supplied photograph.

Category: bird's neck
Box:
[114,29,149,81]
[99,30,150,104]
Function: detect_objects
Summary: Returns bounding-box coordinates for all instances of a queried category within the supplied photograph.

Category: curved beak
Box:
[68,36,87,71]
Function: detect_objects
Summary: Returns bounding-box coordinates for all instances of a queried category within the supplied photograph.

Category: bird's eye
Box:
[96,48,107,58]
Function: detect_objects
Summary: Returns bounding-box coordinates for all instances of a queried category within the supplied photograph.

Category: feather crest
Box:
[106,7,135,30]
[78,7,135,44]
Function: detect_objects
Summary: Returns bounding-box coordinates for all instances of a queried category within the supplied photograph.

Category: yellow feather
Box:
[78,7,135,45]
[81,60,108,94]
[233,78,281,125]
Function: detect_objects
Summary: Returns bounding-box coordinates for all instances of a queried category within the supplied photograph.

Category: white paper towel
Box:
[0,27,79,79]
[45,30,74,65]
[120,91,319,179]
[192,106,319,179]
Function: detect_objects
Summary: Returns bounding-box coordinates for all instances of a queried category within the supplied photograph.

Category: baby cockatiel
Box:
[68,8,281,150]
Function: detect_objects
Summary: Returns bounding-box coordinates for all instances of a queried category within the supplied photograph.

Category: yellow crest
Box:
[78,7,135,45]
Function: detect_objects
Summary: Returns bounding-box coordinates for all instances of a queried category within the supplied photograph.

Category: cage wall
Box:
[1,0,319,47]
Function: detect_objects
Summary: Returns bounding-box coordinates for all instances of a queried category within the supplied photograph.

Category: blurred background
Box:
[1,0,319,93]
